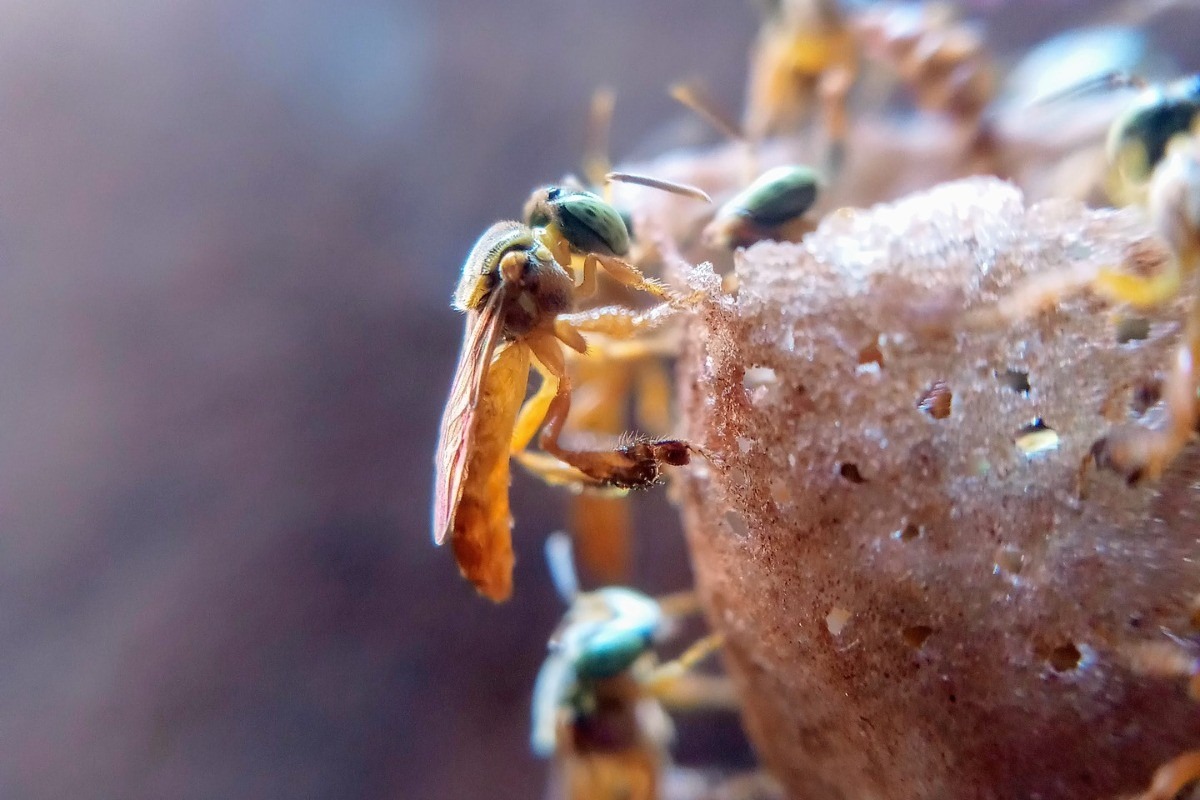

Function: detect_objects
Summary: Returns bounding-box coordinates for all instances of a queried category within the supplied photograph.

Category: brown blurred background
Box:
[0,1,1194,798]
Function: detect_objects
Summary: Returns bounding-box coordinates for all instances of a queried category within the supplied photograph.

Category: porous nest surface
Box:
[676,176,1200,800]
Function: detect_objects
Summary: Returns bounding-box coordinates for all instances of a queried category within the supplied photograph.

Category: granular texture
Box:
[676,177,1200,800]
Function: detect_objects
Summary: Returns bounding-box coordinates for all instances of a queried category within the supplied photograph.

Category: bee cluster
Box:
[433,2,1200,798]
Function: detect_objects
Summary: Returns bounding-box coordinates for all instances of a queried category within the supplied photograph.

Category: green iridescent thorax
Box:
[524,185,632,257]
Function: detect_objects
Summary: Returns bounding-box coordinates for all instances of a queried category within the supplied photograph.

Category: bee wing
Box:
[432,290,506,545]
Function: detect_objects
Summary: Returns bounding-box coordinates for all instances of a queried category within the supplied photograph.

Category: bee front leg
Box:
[591,253,672,301]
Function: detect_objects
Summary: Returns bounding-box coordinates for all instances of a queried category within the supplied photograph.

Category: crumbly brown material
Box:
[676,177,1200,800]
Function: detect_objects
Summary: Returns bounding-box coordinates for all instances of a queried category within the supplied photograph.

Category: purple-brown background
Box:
[0,2,1192,798]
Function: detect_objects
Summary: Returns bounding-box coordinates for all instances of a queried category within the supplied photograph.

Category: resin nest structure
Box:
[676,177,1200,800]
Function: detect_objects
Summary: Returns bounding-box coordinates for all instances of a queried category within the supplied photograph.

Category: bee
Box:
[531,533,730,800]
[744,1,997,170]
[851,1,995,130]
[1122,637,1200,800]
[433,208,697,602]
[669,84,826,251]
[511,97,710,583]
[969,73,1200,484]
[703,164,823,250]
[744,0,858,161]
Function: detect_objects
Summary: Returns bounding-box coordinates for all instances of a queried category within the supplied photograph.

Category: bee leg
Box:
[526,332,692,489]
[1132,750,1200,800]
[648,672,741,712]
[1092,302,1200,483]
[510,358,561,454]
[558,302,681,340]
[817,64,853,176]
[654,590,701,617]
[642,633,726,698]
[590,253,672,301]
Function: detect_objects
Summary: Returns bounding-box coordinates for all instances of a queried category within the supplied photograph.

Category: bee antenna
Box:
[1028,71,1147,109]
[544,531,580,603]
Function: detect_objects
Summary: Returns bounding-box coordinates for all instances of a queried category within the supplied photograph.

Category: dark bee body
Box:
[1108,75,1200,187]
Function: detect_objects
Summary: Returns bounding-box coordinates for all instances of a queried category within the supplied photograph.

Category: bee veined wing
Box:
[432,290,506,545]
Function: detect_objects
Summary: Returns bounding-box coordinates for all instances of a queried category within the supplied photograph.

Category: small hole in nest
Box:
[893,523,922,542]
[1048,643,1082,672]
[826,607,851,636]
[902,625,933,648]
[743,366,778,391]
[997,368,1031,396]
[839,462,866,483]
[856,340,884,373]
[1116,316,1151,344]
[1015,419,1059,456]
[1131,380,1162,416]
[917,380,953,419]
[723,510,749,537]
[994,545,1025,576]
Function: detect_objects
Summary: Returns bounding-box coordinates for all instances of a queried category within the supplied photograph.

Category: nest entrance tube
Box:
[677,178,1200,800]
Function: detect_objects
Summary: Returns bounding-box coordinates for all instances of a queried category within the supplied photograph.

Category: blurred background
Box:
[0,1,1195,798]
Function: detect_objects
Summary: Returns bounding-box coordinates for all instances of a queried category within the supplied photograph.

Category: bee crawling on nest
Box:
[1122,637,1200,799]
[744,0,996,171]
[532,533,737,800]
[968,71,1200,485]
[433,146,711,600]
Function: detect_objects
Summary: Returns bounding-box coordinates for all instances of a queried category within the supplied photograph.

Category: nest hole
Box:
[723,509,749,538]
[1131,379,1162,416]
[1015,419,1059,456]
[997,368,1031,396]
[994,545,1025,576]
[826,607,852,636]
[1116,316,1151,344]
[856,340,884,373]
[1048,643,1083,672]
[839,462,867,483]
[894,523,922,542]
[917,380,953,419]
[902,625,934,648]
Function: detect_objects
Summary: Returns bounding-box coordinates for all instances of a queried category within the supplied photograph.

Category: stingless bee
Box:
[1121,637,1200,799]
[703,164,823,250]
[532,533,732,800]
[434,183,707,601]
[970,72,1200,484]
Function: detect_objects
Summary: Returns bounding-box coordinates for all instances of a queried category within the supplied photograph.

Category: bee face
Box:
[524,185,632,258]
[1108,75,1200,187]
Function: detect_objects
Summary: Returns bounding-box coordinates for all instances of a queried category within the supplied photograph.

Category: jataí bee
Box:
[970,72,1200,484]
[532,533,732,800]
[433,187,699,601]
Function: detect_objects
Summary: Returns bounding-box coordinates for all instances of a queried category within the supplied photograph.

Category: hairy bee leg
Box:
[1133,750,1200,800]
[642,633,725,696]
[1092,303,1200,482]
[559,302,682,339]
[592,253,672,301]
[525,332,692,489]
